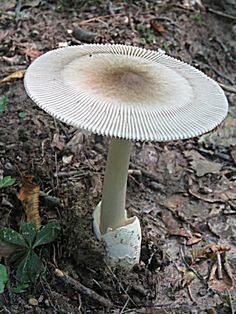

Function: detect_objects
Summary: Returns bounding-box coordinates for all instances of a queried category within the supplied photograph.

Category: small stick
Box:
[207,7,236,21]
[54,171,86,178]
[216,252,223,279]
[54,268,114,309]
[187,285,196,303]
[219,83,236,94]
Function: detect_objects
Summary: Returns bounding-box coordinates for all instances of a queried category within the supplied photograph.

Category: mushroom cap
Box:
[24,44,228,141]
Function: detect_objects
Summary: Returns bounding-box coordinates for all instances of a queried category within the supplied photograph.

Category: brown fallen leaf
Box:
[17,176,41,229]
[150,21,167,36]
[169,228,202,246]
[189,180,236,203]
[209,269,233,292]
[186,233,202,246]
[23,47,43,62]
[51,133,65,151]
[169,228,191,238]
[180,271,197,288]
[0,70,25,85]
[199,116,236,148]
[224,260,233,287]
[191,243,231,264]
[66,131,85,154]
[184,150,222,177]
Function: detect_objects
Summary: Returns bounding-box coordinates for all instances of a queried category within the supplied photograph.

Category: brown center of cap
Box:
[62,53,193,108]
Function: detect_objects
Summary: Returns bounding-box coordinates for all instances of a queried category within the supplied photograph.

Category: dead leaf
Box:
[90,174,102,198]
[51,133,65,151]
[180,271,197,288]
[138,143,158,174]
[199,117,236,148]
[209,266,233,292]
[186,233,202,246]
[1,55,24,65]
[66,131,85,154]
[150,21,167,35]
[161,209,180,232]
[23,48,43,61]
[0,70,25,85]
[191,244,231,264]
[189,180,236,203]
[224,260,233,287]
[169,228,191,238]
[164,194,186,209]
[184,150,222,177]
[0,0,16,11]
[17,176,41,229]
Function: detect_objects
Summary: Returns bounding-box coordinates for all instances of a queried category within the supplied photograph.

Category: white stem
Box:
[100,138,132,234]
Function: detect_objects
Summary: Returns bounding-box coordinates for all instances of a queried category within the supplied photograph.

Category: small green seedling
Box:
[0,264,8,293]
[0,96,8,114]
[0,176,16,189]
[11,283,29,294]
[161,42,170,53]
[18,111,26,118]
[0,222,60,283]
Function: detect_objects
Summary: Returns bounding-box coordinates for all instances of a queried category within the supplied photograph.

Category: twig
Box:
[155,16,180,28]
[54,268,114,309]
[54,170,86,178]
[187,285,196,303]
[78,13,124,25]
[216,251,223,279]
[130,162,164,183]
[207,7,236,21]
[207,62,234,85]
[78,15,112,25]
[104,261,137,307]
[219,83,236,94]
[227,289,234,314]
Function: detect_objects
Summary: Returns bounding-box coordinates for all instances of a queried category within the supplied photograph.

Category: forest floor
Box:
[0,0,236,313]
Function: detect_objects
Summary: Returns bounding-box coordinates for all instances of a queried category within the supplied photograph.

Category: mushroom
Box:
[24,44,228,268]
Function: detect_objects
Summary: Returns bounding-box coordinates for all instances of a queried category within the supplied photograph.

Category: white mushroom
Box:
[24,44,228,268]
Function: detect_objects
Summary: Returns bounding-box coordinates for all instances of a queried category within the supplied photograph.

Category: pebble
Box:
[28,298,38,306]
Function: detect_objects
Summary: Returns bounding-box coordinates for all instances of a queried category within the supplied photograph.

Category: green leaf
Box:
[18,111,26,118]
[0,228,27,247]
[11,283,29,294]
[0,96,8,114]
[16,251,44,283]
[0,176,16,189]
[20,223,37,248]
[8,250,27,263]
[33,222,60,248]
[0,264,8,293]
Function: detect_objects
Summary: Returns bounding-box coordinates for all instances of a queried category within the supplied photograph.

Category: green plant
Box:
[0,96,8,114]
[0,264,8,293]
[0,176,16,189]
[0,222,60,283]
[11,283,29,294]
[161,42,170,53]
[192,14,205,25]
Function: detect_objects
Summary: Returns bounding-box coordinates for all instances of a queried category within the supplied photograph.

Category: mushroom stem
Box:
[100,138,132,234]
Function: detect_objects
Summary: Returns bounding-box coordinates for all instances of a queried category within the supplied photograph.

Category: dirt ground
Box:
[0,0,236,313]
